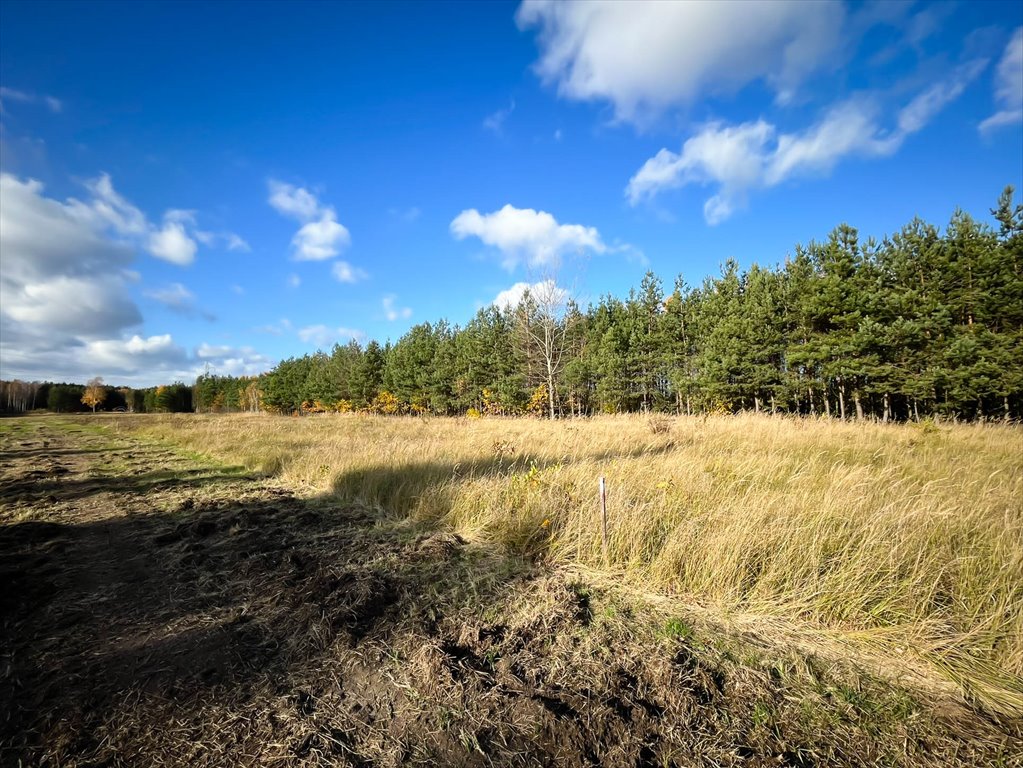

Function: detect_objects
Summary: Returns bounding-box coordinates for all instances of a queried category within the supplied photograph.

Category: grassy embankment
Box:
[111,411,1023,714]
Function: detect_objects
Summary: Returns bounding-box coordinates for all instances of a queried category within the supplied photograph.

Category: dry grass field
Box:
[2,412,1021,766]
[123,413,1023,695]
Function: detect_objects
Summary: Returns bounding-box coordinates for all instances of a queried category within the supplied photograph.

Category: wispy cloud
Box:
[382,295,412,321]
[64,172,233,265]
[483,99,516,135]
[980,27,1023,134]
[332,260,368,283]
[297,324,365,347]
[0,86,62,113]
[144,282,215,321]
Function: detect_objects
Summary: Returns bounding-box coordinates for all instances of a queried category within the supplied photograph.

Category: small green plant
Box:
[660,618,694,642]
[752,701,773,728]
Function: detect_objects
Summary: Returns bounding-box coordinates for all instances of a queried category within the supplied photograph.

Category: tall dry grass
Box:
[113,412,1023,709]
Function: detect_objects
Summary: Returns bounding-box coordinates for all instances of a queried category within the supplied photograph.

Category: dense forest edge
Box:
[3,187,1021,421]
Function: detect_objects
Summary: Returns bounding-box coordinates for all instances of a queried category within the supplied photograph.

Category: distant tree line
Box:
[3,189,1020,421]
[0,380,193,414]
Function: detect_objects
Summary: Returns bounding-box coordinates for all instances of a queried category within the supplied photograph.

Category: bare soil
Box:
[1,416,1020,767]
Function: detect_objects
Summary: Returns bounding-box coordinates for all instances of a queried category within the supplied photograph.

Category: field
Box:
[1,412,1021,766]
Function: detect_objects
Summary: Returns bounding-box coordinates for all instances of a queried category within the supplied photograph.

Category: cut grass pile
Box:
[110,411,1023,714]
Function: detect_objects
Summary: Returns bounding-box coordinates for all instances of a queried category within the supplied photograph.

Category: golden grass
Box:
[110,411,1023,712]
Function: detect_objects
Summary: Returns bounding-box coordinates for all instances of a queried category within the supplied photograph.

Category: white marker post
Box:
[599,475,608,566]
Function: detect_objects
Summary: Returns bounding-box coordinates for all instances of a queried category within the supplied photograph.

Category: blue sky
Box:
[1,0,1020,386]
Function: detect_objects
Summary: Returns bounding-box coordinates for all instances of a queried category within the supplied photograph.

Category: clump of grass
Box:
[111,411,1023,713]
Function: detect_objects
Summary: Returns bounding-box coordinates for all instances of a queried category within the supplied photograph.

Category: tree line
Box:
[0,380,193,414]
[3,188,1020,421]
[251,188,1021,421]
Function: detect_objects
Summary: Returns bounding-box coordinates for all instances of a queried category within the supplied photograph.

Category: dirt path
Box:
[1,417,1020,767]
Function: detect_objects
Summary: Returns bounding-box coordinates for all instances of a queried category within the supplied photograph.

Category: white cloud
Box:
[230,284,245,295]
[898,59,988,135]
[293,211,350,260]
[5,275,141,336]
[297,325,365,348]
[63,172,225,264]
[484,100,516,134]
[267,179,352,261]
[72,172,148,236]
[85,334,188,373]
[980,27,1023,134]
[382,295,412,321]
[287,273,301,288]
[0,326,197,385]
[628,65,986,224]
[331,260,368,283]
[147,218,197,265]
[0,173,141,342]
[268,180,321,221]
[451,204,607,269]
[517,0,844,122]
[0,172,268,385]
[492,280,568,311]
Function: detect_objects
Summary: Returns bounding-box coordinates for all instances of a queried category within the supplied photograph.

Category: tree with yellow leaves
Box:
[81,376,107,413]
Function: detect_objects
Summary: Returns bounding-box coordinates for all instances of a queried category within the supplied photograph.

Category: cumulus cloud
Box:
[627,65,987,224]
[517,0,844,122]
[297,325,365,348]
[148,218,198,265]
[332,261,368,283]
[6,275,141,336]
[382,295,412,321]
[0,172,263,386]
[293,213,350,260]
[267,180,352,261]
[451,204,607,270]
[85,334,189,373]
[268,181,321,221]
[492,280,568,311]
[0,173,141,344]
[980,28,1023,134]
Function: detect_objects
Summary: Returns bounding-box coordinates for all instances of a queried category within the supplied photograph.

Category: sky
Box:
[1,0,1021,387]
